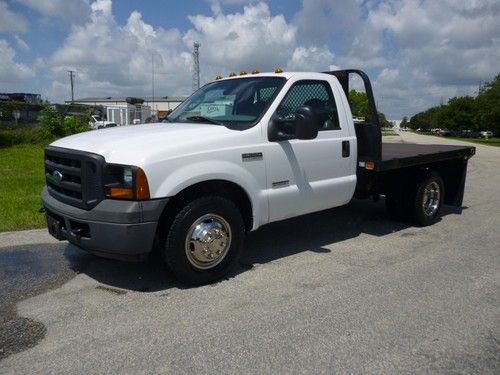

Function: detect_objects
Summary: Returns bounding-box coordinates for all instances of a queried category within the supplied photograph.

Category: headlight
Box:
[104,164,150,200]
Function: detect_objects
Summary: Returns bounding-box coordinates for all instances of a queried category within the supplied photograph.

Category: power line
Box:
[68,70,75,102]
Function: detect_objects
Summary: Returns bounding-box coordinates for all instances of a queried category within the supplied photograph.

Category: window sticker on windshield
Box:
[200,103,233,117]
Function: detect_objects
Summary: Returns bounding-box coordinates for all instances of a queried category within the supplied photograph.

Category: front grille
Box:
[45,146,105,210]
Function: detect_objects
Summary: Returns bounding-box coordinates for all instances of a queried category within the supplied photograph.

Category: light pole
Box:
[192,42,201,92]
[151,53,155,118]
[68,70,75,102]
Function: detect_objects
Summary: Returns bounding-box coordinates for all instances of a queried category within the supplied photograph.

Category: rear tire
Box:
[411,172,444,226]
[162,196,245,285]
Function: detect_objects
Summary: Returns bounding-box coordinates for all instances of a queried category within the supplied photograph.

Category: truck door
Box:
[265,77,357,222]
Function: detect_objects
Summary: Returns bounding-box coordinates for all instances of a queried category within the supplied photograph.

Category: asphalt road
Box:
[0,132,499,373]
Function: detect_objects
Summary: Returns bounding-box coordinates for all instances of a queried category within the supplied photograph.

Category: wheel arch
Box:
[156,179,255,238]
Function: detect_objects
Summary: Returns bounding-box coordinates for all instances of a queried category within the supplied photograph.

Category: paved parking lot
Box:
[0,132,499,373]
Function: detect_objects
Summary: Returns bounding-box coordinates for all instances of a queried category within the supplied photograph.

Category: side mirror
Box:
[295,105,320,140]
[268,105,321,142]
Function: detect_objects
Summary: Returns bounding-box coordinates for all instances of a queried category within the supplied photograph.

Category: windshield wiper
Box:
[185,115,223,125]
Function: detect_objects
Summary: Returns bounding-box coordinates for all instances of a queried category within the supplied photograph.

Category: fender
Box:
[153,159,267,230]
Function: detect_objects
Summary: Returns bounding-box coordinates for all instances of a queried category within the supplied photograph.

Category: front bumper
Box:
[41,187,168,260]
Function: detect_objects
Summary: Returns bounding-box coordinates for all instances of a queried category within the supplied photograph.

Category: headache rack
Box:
[325,69,382,165]
[45,146,105,210]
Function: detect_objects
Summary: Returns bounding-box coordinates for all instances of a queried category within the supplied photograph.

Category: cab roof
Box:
[215,71,331,81]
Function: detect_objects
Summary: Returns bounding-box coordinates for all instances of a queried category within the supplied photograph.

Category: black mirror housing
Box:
[268,105,321,142]
[295,105,320,140]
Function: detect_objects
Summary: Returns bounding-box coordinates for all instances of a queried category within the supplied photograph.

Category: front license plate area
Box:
[46,213,65,240]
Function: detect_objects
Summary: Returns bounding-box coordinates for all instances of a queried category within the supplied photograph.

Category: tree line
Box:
[348,90,393,128]
[404,74,499,135]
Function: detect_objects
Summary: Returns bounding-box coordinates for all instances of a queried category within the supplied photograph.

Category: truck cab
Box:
[42,70,474,285]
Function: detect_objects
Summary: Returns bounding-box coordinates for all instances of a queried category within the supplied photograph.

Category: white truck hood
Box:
[50,122,241,165]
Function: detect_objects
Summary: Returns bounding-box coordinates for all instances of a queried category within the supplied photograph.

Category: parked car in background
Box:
[479,130,493,137]
[89,115,118,130]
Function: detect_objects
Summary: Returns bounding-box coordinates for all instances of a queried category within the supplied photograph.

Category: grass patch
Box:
[381,128,399,136]
[0,125,54,148]
[415,132,500,147]
[446,137,500,147]
[0,144,46,232]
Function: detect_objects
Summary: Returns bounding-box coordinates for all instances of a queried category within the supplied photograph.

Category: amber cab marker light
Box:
[239,70,247,76]
[215,74,223,80]
[228,71,237,77]
[251,68,260,74]
[135,167,150,200]
[275,67,283,73]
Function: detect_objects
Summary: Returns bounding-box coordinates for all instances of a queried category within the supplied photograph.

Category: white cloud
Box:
[14,34,30,51]
[48,0,190,101]
[363,0,500,117]
[0,39,35,83]
[32,0,499,119]
[15,0,91,23]
[0,1,29,33]
[287,45,335,71]
[206,0,252,14]
[184,2,297,78]
[47,1,309,101]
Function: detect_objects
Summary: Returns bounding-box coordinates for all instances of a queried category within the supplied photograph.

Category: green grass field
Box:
[381,128,399,136]
[448,137,500,147]
[417,132,500,147]
[0,144,46,232]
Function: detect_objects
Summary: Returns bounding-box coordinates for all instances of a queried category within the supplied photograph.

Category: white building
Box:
[106,104,152,126]
[69,96,186,118]
[389,119,403,129]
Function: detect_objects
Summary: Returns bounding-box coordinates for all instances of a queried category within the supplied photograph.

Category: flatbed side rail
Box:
[378,144,476,171]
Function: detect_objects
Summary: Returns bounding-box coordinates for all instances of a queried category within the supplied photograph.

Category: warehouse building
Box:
[69,96,186,119]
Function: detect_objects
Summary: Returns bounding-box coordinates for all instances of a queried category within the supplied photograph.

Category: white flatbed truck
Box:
[41,69,475,284]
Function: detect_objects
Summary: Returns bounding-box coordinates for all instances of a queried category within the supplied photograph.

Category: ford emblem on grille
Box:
[52,170,63,182]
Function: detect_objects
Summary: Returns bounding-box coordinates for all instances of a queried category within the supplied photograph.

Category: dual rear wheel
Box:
[386,171,445,226]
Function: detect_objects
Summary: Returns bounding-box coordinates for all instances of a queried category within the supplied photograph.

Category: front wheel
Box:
[412,172,445,226]
[162,196,245,285]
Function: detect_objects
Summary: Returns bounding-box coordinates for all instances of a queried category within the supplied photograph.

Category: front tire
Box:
[162,196,245,285]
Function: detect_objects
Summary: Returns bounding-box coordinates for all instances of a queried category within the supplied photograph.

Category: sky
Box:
[1,0,499,119]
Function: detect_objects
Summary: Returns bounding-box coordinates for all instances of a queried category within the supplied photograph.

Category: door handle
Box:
[342,140,350,157]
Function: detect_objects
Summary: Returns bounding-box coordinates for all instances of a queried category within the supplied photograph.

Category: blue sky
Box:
[1,0,499,118]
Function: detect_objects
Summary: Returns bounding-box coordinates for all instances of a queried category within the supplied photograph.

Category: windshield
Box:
[168,76,286,129]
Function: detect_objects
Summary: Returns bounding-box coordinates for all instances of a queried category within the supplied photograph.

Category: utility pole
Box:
[192,42,201,92]
[68,70,75,103]
[152,53,155,118]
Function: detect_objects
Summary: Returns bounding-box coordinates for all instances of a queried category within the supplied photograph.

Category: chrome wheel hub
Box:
[422,181,440,216]
[185,214,232,270]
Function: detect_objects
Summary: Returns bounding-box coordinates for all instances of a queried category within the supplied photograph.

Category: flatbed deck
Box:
[378,143,475,171]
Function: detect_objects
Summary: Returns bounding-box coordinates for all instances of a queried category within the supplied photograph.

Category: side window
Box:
[275,80,340,131]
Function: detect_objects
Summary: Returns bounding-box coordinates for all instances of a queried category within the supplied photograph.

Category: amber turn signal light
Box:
[107,187,134,199]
